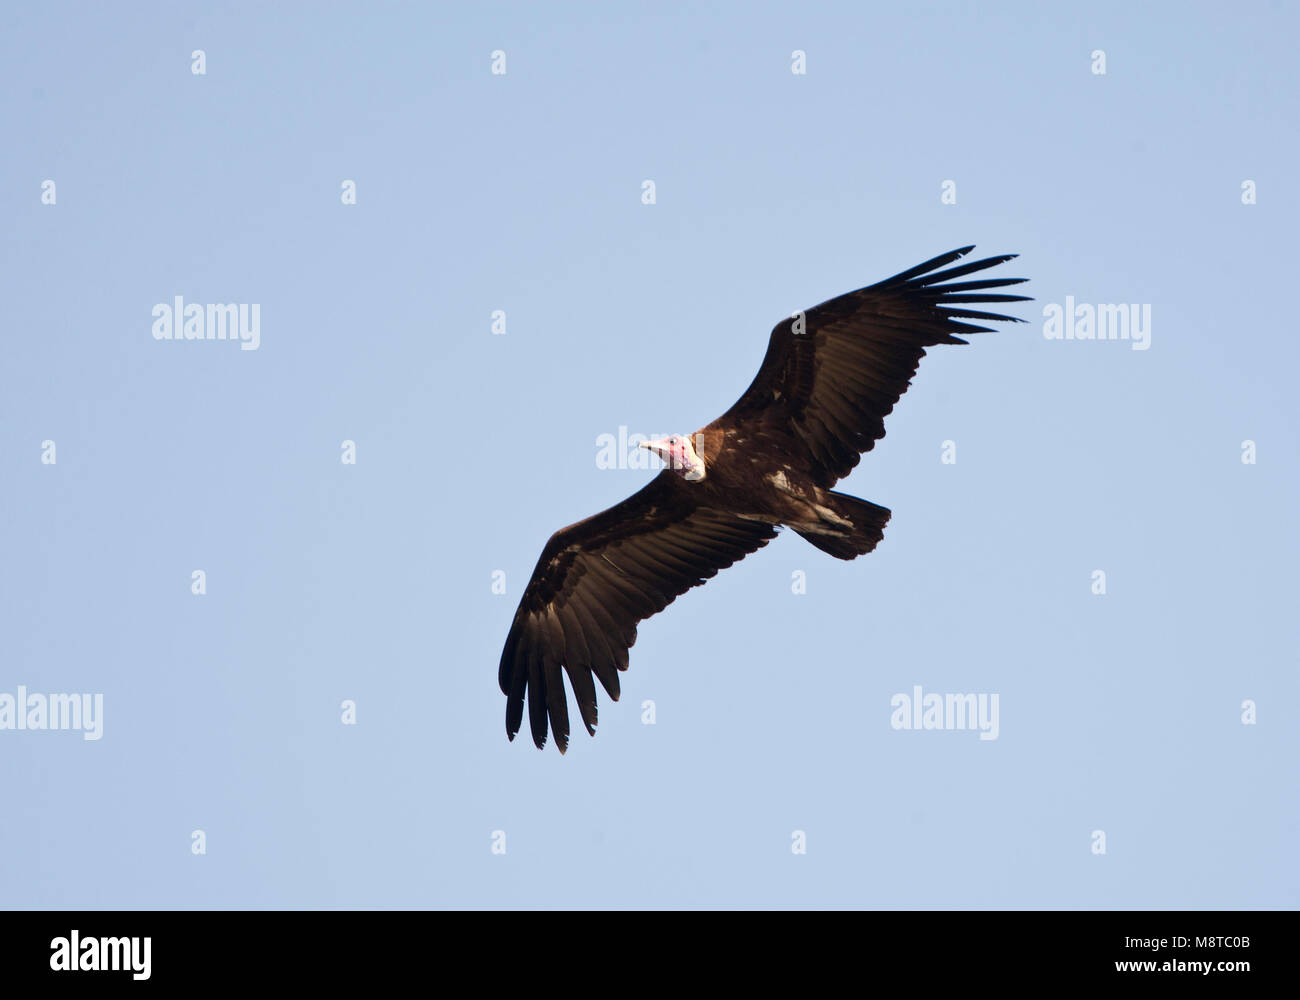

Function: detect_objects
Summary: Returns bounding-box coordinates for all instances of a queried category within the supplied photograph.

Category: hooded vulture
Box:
[499,246,1028,751]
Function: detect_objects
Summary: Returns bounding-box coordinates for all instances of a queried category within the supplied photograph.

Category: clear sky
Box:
[2,1,1296,909]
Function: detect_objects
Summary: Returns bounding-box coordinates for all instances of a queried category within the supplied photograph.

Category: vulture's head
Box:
[640,434,706,481]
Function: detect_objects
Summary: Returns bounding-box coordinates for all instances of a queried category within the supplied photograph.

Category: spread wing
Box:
[499,471,778,751]
[709,246,1029,487]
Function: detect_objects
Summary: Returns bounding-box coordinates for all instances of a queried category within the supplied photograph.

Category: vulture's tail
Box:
[792,491,891,560]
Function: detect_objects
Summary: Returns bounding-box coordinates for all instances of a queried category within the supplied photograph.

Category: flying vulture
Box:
[499,246,1028,751]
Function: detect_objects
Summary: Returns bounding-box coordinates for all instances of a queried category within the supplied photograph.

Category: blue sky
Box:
[2,1,1296,908]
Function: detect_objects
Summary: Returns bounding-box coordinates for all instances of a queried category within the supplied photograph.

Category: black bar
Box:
[0,910,1284,986]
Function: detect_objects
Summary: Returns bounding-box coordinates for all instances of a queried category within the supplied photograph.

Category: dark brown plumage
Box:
[500,247,1029,751]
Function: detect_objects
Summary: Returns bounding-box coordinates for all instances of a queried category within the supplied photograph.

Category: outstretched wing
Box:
[710,247,1029,487]
[499,471,777,751]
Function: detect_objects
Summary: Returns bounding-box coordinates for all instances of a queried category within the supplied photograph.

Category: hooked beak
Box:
[640,438,670,454]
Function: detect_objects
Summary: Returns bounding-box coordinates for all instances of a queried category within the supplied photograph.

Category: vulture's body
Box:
[500,247,1028,751]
